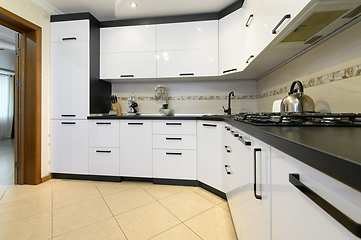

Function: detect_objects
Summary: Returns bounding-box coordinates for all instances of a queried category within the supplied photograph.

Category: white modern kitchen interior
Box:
[0,0,361,239]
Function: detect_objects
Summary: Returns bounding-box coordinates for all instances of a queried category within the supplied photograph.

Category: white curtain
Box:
[0,74,14,140]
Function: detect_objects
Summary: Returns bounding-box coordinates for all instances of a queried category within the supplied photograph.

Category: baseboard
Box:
[121,176,153,182]
[41,174,52,183]
[52,173,121,182]
[153,178,199,187]
[199,181,227,200]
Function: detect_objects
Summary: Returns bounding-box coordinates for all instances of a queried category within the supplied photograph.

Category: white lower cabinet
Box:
[120,120,153,178]
[153,149,196,180]
[88,120,120,148]
[50,120,89,174]
[271,147,361,240]
[89,148,120,176]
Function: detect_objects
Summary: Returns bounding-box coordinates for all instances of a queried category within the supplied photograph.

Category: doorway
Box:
[0,7,42,185]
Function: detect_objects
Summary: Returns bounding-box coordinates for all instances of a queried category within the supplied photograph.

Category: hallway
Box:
[0,138,14,198]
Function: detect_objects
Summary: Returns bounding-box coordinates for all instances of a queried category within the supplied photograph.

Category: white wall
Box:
[0,0,51,177]
[0,49,15,72]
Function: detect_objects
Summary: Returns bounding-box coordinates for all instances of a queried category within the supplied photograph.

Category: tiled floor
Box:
[0,139,237,240]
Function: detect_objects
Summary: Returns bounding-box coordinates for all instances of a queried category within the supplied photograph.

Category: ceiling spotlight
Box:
[130,2,137,7]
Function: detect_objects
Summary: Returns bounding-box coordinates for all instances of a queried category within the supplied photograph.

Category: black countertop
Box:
[88,114,361,192]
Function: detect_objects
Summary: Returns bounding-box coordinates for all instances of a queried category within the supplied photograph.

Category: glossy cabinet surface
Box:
[50,120,89,174]
[153,120,196,135]
[88,120,120,148]
[153,135,196,150]
[51,19,89,43]
[89,148,120,176]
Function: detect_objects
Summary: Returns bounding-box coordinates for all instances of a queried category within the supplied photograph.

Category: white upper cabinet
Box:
[51,20,89,43]
[219,8,244,75]
[100,25,156,53]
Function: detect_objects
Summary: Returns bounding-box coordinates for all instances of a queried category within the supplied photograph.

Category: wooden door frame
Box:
[0,7,42,185]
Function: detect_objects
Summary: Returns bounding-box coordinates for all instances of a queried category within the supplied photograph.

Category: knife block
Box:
[111,102,122,116]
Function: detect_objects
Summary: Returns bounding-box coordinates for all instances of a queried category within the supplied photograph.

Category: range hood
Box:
[275,0,361,47]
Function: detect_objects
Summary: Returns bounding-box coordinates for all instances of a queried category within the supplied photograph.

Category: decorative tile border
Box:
[258,64,361,99]
[118,95,258,101]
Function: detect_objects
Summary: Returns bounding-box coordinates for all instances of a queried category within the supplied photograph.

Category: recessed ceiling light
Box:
[130,2,137,7]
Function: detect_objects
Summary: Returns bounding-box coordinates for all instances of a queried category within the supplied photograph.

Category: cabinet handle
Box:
[254,148,262,200]
[203,124,217,127]
[96,150,111,153]
[61,115,76,117]
[225,165,231,175]
[62,37,77,41]
[166,123,182,125]
[225,126,230,131]
[246,55,254,64]
[180,73,194,76]
[96,122,111,125]
[238,136,251,146]
[245,14,254,27]
[272,14,291,34]
[61,122,76,124]
[223,68,237,74]
[230,130,239,137]
[166,137,182,140]
[120,75,134,77]
[166,152,182,155]
[289,174,361,238]
[225,145,231,153]
[128,123,143,125]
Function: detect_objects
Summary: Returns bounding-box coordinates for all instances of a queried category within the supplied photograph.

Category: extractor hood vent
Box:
[342,5,361,18]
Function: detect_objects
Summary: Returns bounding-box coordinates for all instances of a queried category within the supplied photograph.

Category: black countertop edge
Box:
[87,115,225,121]
[224,118,361,193]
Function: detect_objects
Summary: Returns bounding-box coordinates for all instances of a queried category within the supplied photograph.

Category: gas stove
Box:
[234,112,361,126]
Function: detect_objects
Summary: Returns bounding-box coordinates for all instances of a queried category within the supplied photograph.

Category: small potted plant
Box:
[155,85,172,115]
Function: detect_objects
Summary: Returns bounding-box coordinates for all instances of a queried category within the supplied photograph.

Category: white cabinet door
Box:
[89,148,120,176]
[219,8,245,75]
[153,120,196,135]
[100,25,156,53]
[51,20,89,43]
[157,49,218,78]
[271,147,361,240]
[157,20,218,51]
[50,41,89,120]
[197,121,225,192]
[153,149,196,180]
[100,52,157,79]
[50,120,88,174]
[89,120,120,148]
[120,120,152,178]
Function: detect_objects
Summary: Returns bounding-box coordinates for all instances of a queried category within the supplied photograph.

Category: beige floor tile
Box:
[0,211,52,240]
[141,183,188,200]
[0,193,52,224]
[53,184,101,209]
[95,180,139,196]
[53,197,112,237]
[52,179,95,193]
[185,205,237,240]
[53,217,127,240]
[115,201,181,240]
[150,223,202,240]
[219,201,230,211]
[104,186,156,215]
[0,181,53,203]
[190,187,226,204]
[159,189,216,222]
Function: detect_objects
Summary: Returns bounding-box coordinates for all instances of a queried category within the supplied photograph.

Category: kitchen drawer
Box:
[153,149,196,180]
[89,120,120,147]
[51,20,89,43]
[89,148,120,176]
[153,135,196,150]
[153,120,196,135]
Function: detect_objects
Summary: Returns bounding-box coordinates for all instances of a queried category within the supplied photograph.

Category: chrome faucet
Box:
[223,91,234,115]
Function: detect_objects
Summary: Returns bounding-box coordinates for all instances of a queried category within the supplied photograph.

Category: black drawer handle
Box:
[203,124,217,127]
[128,123,143,125]
[223,68,237,74]
[230,131,239,137]
[61,115,76,117]
[62,37,77,41]
[272,14,291,34]
[96,150,111,153]
[245,14,254,27]
[61,122,76,125]
[96,122,111,125]
[225,145,231,153]
[246,55,254,64]
[120,75,134,77]
[166,123,182,125]
[225,165,231,175]
[289,173,361,238]
[166,138,182,140]
[166,152,182,155]
[180,73,194,76]
[238,136,251,146]
[225,126,230,131]
[254,148,262,200]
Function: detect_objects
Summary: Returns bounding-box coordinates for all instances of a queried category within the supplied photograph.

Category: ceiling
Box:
[31,0,238,21]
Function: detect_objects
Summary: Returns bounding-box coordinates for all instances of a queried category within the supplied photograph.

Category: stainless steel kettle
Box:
[281,80,315,113]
